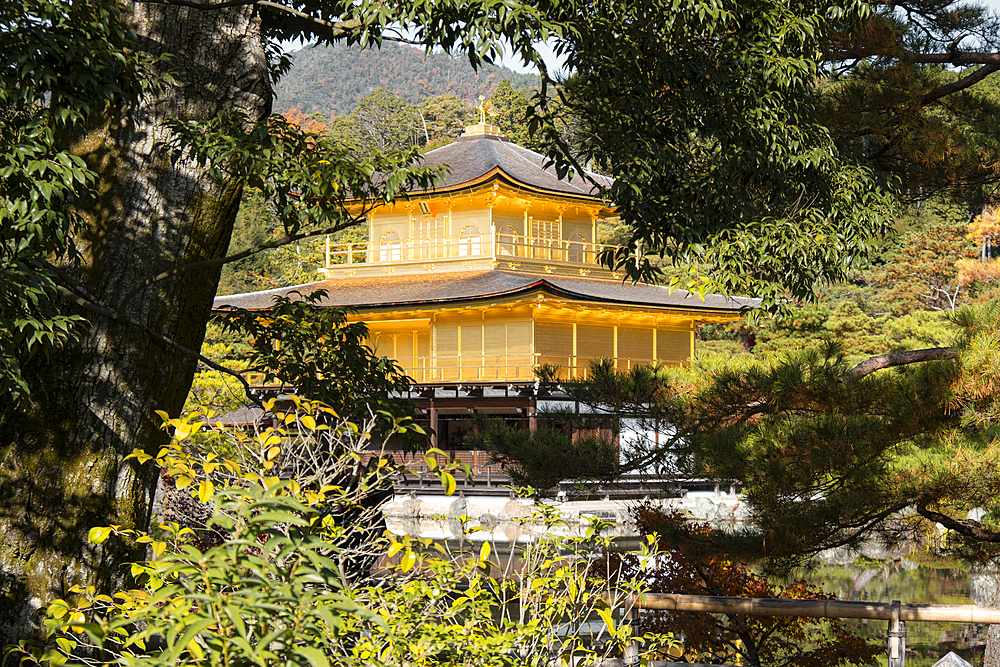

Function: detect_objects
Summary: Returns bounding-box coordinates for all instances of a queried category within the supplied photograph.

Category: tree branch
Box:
[835,47,1000,67]
[114,215,366,319]
[917,498,1000,543]
[134,0,259,8]
[49,281,262,408]
[920,63,1000,107]
[255,2,364,40]
[901,49,1000,66]
[846,347,958,378]
[132,0,423,44]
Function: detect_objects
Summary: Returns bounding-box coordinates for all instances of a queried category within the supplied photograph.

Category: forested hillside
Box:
[696,199,1000,362]
[275,42,538,116]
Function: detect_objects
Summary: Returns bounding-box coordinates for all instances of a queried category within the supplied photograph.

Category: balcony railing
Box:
[243,354,681,389]
[323,232,632,271]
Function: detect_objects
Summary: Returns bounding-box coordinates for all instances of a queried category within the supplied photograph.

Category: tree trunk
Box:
[0,3,269,643]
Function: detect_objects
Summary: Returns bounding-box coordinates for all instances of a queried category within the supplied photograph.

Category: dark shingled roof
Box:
[213,271,756,313]
[419,134,613,198]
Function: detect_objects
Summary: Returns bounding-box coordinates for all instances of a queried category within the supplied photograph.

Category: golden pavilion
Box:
[214,117,754,453]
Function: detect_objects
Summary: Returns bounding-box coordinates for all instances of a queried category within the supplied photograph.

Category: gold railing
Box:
[243,355,678,388]
[323,232,628,270]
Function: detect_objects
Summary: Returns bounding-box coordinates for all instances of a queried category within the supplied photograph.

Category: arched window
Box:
[379,230,401,262]
[498,225,518,256]
[568,232,586,263]
[459,225,481,256]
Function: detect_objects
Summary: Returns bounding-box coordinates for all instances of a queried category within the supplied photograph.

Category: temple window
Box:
[459,225,482,256]
[498,225,518,256]
[414,215,447,259]
[530,218,560,260]
[379,230,401,262]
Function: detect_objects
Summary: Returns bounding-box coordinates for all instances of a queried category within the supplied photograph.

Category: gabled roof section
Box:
[213,271,757,314]
[420,134,613,200]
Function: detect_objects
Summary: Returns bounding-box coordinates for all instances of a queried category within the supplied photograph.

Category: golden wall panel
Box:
[535,321,572,370]
[618,327,654,365]
[460,324,483,381]
[507,321,533,380]
[396,334,414,367]
[577,324,613,361]
[435,324,459,381]
[657,329,690,363]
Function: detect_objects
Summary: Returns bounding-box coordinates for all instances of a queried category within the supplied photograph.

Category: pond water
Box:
[795,560,985,667]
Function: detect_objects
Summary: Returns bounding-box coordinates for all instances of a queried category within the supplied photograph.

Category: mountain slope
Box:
[275,42,539,116]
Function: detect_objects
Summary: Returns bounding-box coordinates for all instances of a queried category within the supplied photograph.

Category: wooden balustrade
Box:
[323,233,626,269]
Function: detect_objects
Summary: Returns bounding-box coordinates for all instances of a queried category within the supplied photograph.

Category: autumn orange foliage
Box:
[281,107,330,136]
[622,506,881,667]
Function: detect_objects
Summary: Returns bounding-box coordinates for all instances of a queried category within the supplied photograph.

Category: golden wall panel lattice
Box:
[535,321,572,370]
[657,329,690,363]
[435,325,459,381]
[577,325,614,361]
[618,327,654,366]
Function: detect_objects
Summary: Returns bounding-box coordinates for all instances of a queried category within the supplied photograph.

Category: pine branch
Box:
[919,63,1000,107]
[846,347,959,378]
[917,499,1000,543]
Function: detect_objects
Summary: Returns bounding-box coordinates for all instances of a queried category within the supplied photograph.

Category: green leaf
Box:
[88,526,112,544]
[296,646,329,667]
[440,472,456,496]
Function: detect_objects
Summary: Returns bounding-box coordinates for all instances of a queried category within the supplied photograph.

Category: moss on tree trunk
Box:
[0,1,270,643]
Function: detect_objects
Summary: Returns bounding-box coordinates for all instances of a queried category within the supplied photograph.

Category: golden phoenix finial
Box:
[477,95,498,124]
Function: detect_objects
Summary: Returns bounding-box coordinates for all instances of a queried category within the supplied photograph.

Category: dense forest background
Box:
[274,42,537,117]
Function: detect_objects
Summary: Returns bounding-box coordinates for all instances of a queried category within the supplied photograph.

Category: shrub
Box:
[7,399,676,667]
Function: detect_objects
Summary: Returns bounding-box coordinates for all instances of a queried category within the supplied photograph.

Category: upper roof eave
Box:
[212,271,758,315]
[346,133,617,211]
[347,167,616,216]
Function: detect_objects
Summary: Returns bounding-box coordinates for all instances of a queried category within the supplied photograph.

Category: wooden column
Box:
[888,600,906,667]
[429,401,438,448]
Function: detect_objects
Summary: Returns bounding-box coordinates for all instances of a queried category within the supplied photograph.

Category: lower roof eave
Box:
[212,270,759,315]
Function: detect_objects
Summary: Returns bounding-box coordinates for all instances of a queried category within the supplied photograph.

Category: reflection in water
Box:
[971,564,1000,667]
[797,562,983,667]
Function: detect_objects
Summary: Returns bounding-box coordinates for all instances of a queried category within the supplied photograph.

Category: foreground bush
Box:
[7,399,674,667]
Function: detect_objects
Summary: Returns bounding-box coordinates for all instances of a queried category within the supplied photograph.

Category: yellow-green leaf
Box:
[88,526,112,545]
[597,607,616,633]
[197,480,214,503]
[441,472,456,496]
[48,599,69,619]
[55,637,76,654]
[398,551,417,572]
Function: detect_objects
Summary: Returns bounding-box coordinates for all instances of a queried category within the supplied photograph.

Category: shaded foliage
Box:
[0,0,154,400]
[616,506,882,667]
[532,0,894,307]
[218,290,410,420]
